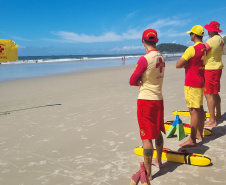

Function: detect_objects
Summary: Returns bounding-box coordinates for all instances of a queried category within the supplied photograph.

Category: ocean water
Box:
[0,53,181,82]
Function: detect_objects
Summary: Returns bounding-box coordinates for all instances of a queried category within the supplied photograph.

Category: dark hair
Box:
[195,34,203,40]
[143,39,157,46]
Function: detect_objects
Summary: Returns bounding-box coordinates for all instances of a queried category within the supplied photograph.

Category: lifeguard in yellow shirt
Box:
[176,25,206,148]
[204,21,224,127]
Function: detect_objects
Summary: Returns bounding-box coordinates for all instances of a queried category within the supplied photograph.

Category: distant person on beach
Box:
[176,25,206,148]
[129,28,165,184]
[122,56,125,65]
[203,21,224,127]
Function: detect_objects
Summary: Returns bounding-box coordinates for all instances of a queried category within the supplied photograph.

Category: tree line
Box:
[157,43,188,53]
[157,37,226,54]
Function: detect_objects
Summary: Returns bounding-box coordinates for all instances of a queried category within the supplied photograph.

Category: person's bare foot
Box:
[147,173,152,181]
[140,162,151,184]
[179,139,196,148]
[216,116,223,121]
[204,120,217,127]
[196,134,203,141]
[152,159,164,168]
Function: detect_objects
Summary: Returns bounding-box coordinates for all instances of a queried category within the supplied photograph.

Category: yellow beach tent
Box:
[0,39,18,62]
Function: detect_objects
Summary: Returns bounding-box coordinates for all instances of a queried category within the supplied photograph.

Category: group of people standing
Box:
[129,21,224,185]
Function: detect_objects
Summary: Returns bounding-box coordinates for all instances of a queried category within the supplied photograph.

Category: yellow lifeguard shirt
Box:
[182,42,203,61]
[205,35,224,70]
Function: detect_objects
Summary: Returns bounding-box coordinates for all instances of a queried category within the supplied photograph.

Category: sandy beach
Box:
[0,56,226,185]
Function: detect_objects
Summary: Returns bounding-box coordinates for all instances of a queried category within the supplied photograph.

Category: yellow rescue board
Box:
[164,121,212,136]
[172,110,216,117]
[134,146,211,166]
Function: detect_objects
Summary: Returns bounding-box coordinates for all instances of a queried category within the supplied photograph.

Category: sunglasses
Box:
[190,32,194,36]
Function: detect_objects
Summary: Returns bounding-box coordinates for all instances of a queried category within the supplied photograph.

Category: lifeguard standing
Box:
[203,21,224,127]
[176,25,206,148]
[129,28,165,184]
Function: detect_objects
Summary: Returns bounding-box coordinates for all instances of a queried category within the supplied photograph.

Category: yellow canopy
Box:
[0,39,18,62]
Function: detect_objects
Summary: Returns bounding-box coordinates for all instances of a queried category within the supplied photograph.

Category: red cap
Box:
[142,29,158,42]
[204,21,222,33]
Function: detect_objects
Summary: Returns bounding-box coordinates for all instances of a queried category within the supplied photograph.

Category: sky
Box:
[1,0,226,56]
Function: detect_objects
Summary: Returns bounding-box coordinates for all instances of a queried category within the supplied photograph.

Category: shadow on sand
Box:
[152,161,183,179]
[152,113,226,180]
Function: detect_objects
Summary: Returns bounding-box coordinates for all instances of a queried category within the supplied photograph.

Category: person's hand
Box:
[137,79,143,86]
[183,62,188,68]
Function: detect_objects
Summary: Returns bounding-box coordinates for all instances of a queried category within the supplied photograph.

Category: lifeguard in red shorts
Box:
[204,21,224,127]
[129,28,165,184]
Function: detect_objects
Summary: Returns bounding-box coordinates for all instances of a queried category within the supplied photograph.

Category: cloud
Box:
[47,17,190,44]
[221,33,226,38]
[121,29,141,40]
[147,18,190,29]
[167,32,187,37]
[17,45,27,48]
[186,40,193,46]
[53,31,121,43]
[110,45,143,51]
[50,29,141,43]
[157,27,187,37]
[11,36,31,42]
[126,11,137,19]
[146,18,191,38]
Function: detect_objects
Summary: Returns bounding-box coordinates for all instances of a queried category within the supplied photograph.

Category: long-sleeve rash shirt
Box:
[129,50,165,100]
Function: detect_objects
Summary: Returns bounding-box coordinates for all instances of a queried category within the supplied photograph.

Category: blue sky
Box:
[1,0,226,56]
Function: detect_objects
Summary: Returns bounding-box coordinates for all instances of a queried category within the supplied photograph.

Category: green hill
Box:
[157,43,187,53]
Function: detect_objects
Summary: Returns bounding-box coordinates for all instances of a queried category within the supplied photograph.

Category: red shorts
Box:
[137,99,165,140]
[204,69,222,94]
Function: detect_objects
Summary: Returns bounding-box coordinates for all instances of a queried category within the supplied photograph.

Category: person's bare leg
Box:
[152,132,163,168]
[204,94,217,127]
[196,106,205,141]
[142,139,153,182]
[179,108,198,148]
[214,94,223,121]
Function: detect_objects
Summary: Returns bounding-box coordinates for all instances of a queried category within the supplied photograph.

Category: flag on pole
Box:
[0,39,18,62]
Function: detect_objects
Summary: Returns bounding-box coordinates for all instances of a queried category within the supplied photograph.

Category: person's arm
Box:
[176,57,188,68]
[205,42,211,52]
[129,56,148,86]
[176,46,194,68]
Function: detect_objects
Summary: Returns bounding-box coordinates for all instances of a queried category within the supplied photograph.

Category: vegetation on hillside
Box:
[157,43,187,53]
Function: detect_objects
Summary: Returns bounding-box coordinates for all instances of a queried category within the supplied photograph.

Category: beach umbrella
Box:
[0,39,18,62]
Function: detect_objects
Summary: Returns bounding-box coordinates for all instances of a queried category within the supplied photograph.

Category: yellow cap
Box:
[187,25,205,36]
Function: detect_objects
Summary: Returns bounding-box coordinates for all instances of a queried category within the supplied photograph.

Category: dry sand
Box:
[0,56,226,185]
